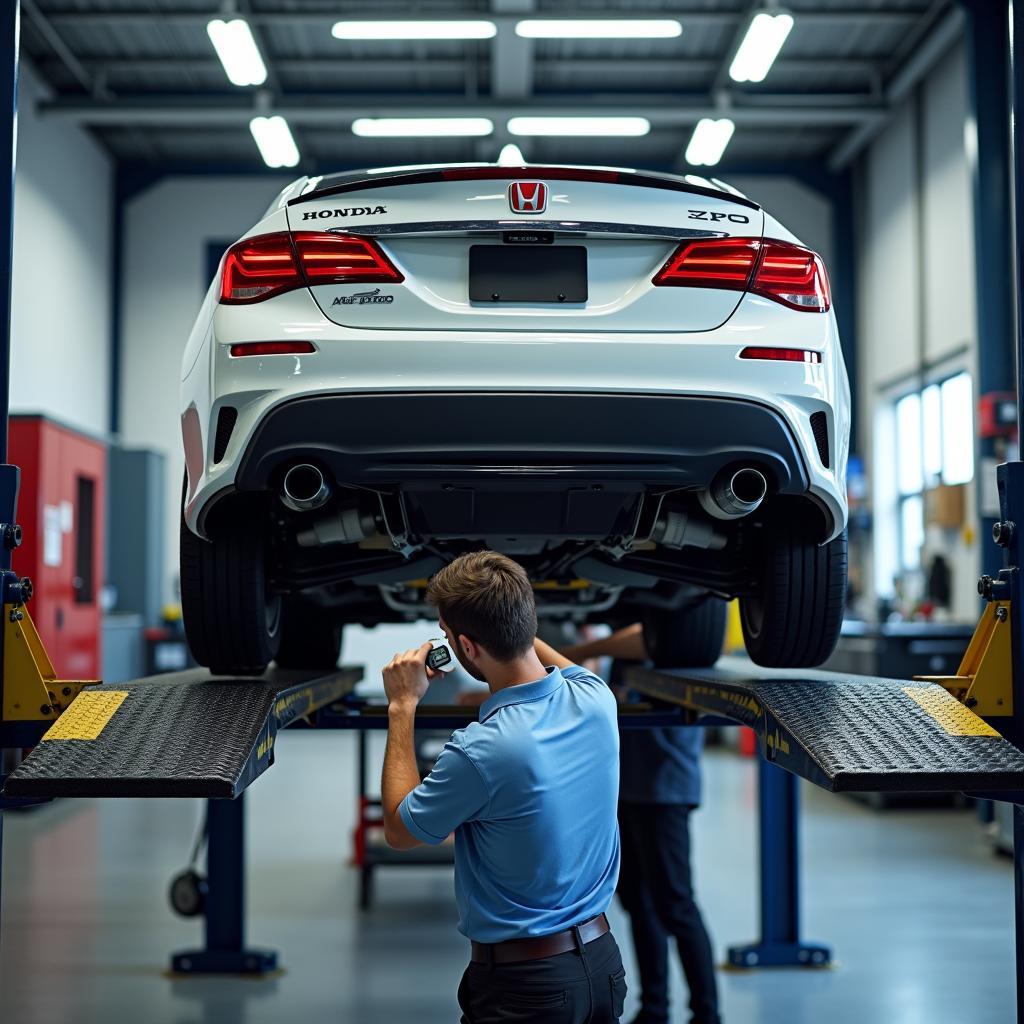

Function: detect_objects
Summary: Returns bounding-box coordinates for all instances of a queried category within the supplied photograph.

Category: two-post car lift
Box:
[5,0,1024,1015]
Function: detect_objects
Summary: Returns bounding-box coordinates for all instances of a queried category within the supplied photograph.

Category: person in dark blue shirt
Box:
[562,624,721,1024]
[380,551,627,1023]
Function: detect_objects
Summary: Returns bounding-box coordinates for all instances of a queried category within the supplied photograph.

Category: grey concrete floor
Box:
[0,733,1015,1024]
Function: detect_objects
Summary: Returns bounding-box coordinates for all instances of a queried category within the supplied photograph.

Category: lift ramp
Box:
[2,665,362,800]
[626,657,1024,794]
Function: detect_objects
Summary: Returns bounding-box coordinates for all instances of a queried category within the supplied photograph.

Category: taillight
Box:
[652,238,760,289]
[219,232,403,304]
[753,241,830,312]
[739,346,821,364]
[653,237,830,312]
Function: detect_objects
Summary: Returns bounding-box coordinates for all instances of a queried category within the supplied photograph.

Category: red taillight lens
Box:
[293,232,404,284]
[739,346,822,364]
[653,238,760,289]
[221,232,299,304]
[752,240,830,312]
[229,341,317,358]
[653,237,830,312]
[219,232,402,304]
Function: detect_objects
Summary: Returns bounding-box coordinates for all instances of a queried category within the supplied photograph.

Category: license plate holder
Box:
[469,245,587,303]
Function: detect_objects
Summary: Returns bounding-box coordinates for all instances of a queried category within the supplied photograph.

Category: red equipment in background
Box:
[9,415,106,679]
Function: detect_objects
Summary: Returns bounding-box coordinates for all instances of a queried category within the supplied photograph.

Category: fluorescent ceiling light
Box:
[352,117,494,137]
[250,116,300,168]
[507,116,650,137]
[333,20,496,40]
[684,118,735,166]
[497,143,527,166]
[729,12,794,83]
[516,19,681,39]
[207,18,267,87]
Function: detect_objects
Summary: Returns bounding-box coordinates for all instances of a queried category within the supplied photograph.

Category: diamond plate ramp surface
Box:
[626,658,1024,793]
[3,667,360,799]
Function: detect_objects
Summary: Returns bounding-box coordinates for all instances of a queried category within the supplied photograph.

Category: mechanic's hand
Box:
[383,643,435,710]
[457,689,489,708]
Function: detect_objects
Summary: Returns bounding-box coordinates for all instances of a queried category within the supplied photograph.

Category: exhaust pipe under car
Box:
[281,463,331,513]
[698,467,768,521]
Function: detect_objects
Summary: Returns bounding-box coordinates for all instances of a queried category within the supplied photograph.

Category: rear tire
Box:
[180,499,281,676]
[739,514,847,668]
[276,601,343,670]
[642,596,728,668]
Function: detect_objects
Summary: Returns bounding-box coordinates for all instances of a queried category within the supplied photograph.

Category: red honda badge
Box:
[508,181,548,214]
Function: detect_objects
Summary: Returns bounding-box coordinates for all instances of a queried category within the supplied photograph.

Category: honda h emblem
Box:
[508,181,548,214]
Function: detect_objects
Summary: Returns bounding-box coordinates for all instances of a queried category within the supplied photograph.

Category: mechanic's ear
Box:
[459,634,477,660]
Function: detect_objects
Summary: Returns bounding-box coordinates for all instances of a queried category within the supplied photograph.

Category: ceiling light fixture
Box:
[684,118,735,166]
[207,18,267,87]
[352,117,494,137]
[507,116,650,137]
[729,12,794,83]
[250,116,300,168]
[332,20,497,40]
[515,19,681,39]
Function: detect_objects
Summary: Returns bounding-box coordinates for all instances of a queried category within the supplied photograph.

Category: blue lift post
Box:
[0,0,21,946]
[172,794,276,975]
[726,761,829,969]
[1007,3,1024,1017]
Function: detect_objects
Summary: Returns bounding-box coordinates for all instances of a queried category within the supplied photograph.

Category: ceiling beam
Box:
[36,96,888,129]
[32,57,886,81]
[828,4,964,169]
[44,9,927,29]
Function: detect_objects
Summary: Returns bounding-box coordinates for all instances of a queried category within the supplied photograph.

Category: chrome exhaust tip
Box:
[281,463,331,513]
[699,467,768,521]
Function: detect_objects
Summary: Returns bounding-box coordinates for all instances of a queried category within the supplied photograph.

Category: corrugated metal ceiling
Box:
[23,0,957,173]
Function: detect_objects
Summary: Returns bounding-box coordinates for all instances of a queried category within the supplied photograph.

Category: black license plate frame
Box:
[469,245,588,303]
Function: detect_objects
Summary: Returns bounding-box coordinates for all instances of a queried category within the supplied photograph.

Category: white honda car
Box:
[179,163,850,675]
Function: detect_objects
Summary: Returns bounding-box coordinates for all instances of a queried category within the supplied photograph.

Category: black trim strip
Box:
[288,166,761,211]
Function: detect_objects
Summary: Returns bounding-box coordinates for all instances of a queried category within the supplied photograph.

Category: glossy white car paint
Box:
[181,167,850,547]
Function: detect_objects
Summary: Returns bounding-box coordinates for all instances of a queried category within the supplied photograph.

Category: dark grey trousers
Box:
[458,930,627,1023]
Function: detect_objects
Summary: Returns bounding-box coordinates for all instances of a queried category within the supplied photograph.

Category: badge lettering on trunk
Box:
[332,288,394,306]
[508,181,548,214]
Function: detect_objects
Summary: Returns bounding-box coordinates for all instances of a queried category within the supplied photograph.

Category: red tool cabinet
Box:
[9,415,106,679]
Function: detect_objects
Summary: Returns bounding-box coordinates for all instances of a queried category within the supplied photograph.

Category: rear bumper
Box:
[234,390,811,495]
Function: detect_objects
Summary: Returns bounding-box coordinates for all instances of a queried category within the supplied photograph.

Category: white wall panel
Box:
[10,61,112,436]
[922,44,976,364]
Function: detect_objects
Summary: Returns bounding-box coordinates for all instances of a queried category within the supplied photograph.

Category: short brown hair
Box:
[426,551,537,662]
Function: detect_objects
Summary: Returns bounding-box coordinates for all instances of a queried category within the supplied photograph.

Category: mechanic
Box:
[380,551,627,1024]
[562,624,721,1024]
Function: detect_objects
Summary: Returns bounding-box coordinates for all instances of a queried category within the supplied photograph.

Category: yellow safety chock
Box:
[915,600,1013,719]
[2,604,99,723]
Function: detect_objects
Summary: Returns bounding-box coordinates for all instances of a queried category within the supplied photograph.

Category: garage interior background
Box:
[3,2,1020,1023]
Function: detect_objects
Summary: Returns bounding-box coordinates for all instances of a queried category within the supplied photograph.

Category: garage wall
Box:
[119,175,290,602]
[856,41,978,621]
[10,60,112,436]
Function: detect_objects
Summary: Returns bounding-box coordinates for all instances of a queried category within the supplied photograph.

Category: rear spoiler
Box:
[288,165,761,212]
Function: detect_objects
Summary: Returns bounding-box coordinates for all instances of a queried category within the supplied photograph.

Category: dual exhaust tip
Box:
[699,466,768,521]
[281,463,330,512]
[281,461,766,533]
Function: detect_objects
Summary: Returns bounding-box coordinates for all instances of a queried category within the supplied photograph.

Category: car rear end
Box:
[182,164,848,557]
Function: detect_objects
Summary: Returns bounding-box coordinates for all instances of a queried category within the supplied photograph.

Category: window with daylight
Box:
[892,370,974,573]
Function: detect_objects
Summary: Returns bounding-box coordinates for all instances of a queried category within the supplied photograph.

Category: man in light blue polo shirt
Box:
[380,551,626,1023]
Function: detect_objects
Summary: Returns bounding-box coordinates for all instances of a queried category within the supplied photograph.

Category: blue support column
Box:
[964,0,1015,581]
[727,760,830,969]
[0,0,20,962]
[171,794,277,975]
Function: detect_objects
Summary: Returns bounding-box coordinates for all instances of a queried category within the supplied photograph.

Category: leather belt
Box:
[471,914,610,965]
